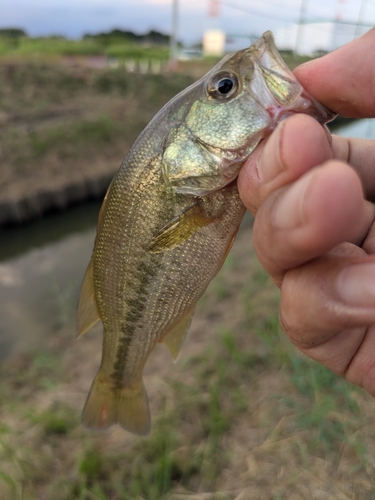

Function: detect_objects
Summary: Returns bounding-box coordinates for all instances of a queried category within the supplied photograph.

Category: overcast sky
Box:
[0,0,374,47]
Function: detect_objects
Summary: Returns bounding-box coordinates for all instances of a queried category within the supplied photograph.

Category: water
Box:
[0,117,374,361]
[332,118,375,140]
[0,201,101,361]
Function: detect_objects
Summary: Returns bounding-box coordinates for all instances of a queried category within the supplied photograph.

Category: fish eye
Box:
[207,72,239,101]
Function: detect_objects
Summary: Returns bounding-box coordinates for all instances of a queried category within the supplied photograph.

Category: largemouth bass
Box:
[77,31,334,435]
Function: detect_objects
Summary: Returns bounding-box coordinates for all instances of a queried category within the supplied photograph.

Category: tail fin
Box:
[82,372,151,435]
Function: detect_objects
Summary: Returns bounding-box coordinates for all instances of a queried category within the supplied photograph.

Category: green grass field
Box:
[0,34,170,61]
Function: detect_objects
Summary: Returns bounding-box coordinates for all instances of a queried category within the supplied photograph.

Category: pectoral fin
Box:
[149,203,216,253]
[77,259,100,338]
[162,308,196,361]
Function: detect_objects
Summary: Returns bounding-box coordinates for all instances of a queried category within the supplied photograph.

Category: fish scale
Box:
[77,31,335,435]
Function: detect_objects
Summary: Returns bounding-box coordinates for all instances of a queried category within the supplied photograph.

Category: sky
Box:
[0,0,374,47]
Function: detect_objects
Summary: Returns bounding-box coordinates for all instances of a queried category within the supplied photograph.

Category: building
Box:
[275,22,371,56]
[203,30,226,56]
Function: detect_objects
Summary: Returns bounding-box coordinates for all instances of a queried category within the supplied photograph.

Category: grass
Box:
[27,115,119,157]
[1,224,375,499]
[0,60,196,236]
[0,61,194,206]
[0,61,193,114]
[0,37,170,61]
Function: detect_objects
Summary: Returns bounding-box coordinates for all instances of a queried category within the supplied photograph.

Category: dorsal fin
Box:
[77,258,100,338]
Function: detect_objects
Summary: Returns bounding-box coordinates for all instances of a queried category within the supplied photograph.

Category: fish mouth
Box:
[265,92,336,127]
[293,89,336,125]
[247,31,336,127]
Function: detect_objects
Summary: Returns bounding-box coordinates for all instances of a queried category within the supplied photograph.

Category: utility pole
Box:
[295,0,308,56]
[355,0,367,38]
[169,0,179,66]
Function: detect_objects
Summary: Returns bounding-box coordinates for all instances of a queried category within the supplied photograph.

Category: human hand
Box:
[238,28,375,395]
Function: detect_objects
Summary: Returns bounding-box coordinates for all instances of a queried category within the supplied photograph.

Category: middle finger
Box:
[252,160,370,284]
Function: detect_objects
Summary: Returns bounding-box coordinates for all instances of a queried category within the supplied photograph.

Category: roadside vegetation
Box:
[0,28,171,61]
[0,55,194,214]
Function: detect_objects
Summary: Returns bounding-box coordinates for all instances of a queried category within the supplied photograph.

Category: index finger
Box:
[294,28,375,118]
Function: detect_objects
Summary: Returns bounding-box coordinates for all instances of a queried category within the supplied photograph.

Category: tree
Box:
[0,28,27,39]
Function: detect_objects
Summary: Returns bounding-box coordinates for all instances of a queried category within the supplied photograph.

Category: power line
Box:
[355,0,368,37]
[218,0,375,27]
[219,0,297,23]
[169,0,178,63]
[296,0,308,53]
[229,0,301,13]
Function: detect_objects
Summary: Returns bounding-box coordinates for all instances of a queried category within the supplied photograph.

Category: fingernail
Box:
[258,121,286,183]
[273,170,315,229]
[337,264,375,307]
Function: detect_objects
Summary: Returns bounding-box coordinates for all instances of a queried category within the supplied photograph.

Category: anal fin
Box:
[77,258,100,338]
[162,308,196,361]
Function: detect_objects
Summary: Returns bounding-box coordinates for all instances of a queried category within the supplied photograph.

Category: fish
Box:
[77,31,335,435]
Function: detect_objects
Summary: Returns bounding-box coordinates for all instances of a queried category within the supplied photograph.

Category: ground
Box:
[1,220,375,499]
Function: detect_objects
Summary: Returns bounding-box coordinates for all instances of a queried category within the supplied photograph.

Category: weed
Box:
[105,44,169,61]
[9,38,103,57]
[28,116,118,159]
[31,403,78,436]
[0,471,18,499]
[93,69,129,94]
[79,450,106,481]
[0,62,88,111]
[289,355,359,413]
[220,329,263,369]
[32,351,55,371]
[272,354,369,462]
